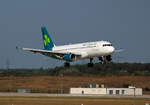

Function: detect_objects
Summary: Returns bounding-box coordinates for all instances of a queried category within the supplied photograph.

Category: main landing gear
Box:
[88,58,94,67]
[99,55,112,64]
[64,55,112,67]
[64,62,70,67]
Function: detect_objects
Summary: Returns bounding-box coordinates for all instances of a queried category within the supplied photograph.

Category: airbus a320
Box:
[18,27,122,67]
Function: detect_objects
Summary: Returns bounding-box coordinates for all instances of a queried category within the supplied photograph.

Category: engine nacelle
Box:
[63,53,76,61]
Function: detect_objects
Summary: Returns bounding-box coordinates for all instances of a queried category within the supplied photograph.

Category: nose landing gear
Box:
[99,55,112,64]
[88,58,94,67]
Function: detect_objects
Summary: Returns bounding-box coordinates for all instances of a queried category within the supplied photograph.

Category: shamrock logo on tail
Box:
[44,34,50,46]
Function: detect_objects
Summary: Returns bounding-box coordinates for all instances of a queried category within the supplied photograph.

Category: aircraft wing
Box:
[18,47,81,57]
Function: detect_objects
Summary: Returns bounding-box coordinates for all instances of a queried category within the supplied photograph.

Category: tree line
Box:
[0,63,150,76]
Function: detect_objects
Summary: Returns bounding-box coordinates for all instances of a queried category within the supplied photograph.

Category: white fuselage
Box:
[52,41,115,60]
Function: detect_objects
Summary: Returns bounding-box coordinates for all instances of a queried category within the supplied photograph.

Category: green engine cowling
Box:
[63,53,76,62]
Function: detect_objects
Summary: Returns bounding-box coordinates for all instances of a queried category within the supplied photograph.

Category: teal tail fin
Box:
[41,27,55,50]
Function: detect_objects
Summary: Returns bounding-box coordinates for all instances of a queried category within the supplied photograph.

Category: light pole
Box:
[129,86,136,105]
[61,73,63,94]
[133,87,136,105]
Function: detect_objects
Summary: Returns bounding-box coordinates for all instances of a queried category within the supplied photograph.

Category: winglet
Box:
[16,46,19,50]
[16,46,23,51]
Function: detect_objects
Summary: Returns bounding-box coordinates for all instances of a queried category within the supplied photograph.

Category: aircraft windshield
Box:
[103,44,112,47]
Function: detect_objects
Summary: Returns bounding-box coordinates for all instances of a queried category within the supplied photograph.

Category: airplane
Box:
[17,26,121,67]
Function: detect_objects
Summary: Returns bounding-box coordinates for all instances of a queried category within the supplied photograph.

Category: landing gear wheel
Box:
[87,58,94,67]
[88,63,94,67]
[99,56,105,64]
[100,61,106,64]
[64,62,70,67]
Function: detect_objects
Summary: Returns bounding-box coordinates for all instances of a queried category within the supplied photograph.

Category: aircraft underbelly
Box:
[52,47,111,61]
[81,48,109,58]
[74,48,103,59]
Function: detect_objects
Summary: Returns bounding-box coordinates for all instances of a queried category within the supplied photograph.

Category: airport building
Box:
[17,88,31,93]
[70,85,142,95]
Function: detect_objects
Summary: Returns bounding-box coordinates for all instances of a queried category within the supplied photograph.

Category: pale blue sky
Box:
[0,0,150,68]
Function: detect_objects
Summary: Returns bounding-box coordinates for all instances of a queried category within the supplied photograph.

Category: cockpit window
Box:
[103,44,112,47]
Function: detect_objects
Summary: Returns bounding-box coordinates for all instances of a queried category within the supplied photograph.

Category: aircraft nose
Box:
[109,46,115,54]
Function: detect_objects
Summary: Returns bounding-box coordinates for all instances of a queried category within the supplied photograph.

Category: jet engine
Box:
[63,53,76,61]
